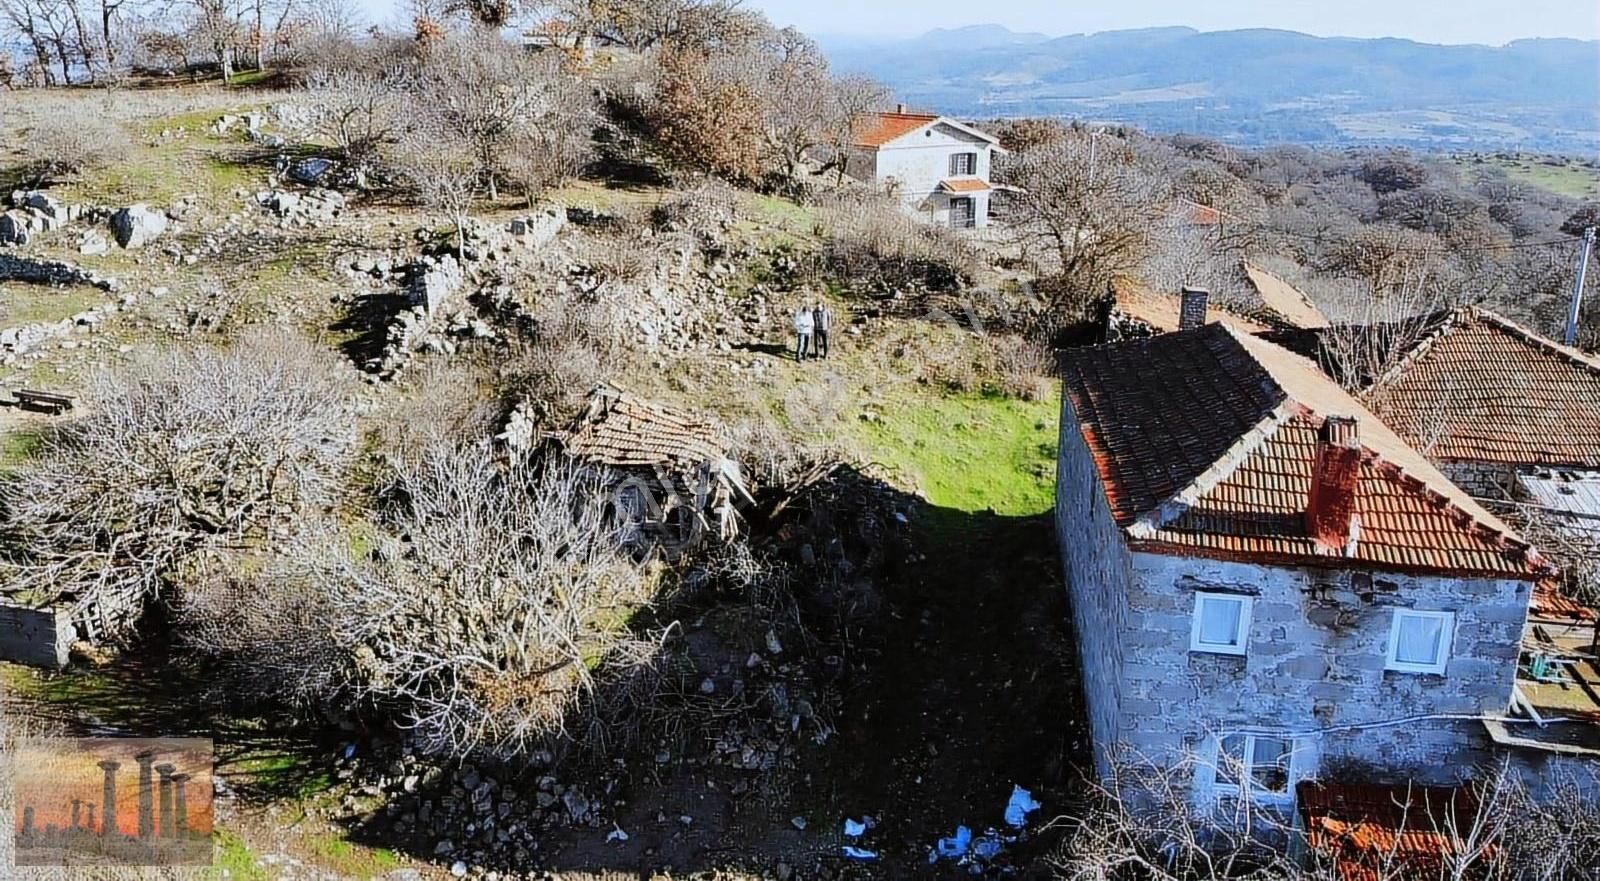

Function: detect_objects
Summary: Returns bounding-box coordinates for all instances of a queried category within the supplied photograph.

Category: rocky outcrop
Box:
[109,204,169,249]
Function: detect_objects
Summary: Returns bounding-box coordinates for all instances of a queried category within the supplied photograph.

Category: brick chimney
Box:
[1178,287,1210,330]
[1308,415,1362,555]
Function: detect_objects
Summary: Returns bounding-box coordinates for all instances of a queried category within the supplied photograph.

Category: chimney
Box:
[1308,416,1362,556]
[1178,287,1210,330]
[895,102,908,114]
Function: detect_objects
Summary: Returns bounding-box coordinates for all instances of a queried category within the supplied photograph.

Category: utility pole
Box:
[1564,226,1596,347]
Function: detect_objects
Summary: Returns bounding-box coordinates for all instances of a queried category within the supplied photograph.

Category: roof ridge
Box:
[1127,400,1302,539]
[1361,307,1462,395]
[1467,306,1600,376]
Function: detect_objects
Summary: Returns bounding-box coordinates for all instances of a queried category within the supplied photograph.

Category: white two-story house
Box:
[842,105,1006,230]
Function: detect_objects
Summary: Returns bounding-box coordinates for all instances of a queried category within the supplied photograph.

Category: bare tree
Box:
[289,444,654,758]
[997,131,1170,321]
[0,332,359,641]
[408,27,596,202]
[537,0,750,52]
[303,64,409,172]
[389,109,478,254]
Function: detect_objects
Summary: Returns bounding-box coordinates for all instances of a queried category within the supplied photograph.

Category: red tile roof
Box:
[556,385,729,469]
[938,177,991,193]
[1298,782,1486,881]
[1060,323,1549,578]
[1363,308,1600,469]
[850,111,939,148]
[1531,580,1597,621]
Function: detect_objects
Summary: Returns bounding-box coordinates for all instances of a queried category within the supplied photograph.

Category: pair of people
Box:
[793,303,833,362]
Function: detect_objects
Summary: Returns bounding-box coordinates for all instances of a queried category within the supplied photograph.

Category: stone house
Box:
[1054,322,1553,813]
[840,106,1006,230]
[1268,307,1600,596]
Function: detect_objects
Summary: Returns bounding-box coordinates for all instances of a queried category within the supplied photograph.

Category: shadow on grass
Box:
[1,626,343,805]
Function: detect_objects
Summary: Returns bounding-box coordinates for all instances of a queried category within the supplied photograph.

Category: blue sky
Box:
[349,0,1600,45]
[744,0,1598,45]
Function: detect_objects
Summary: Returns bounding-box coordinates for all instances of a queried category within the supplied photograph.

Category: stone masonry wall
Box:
[1054,391,1134,780]
[1438,460,1519,501]
[1114,551,1530,798]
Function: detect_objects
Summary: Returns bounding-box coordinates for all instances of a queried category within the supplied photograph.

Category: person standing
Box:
[793,306,814,362]
[812,302,832,359]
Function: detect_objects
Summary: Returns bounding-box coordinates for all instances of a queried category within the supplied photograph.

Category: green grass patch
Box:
[1453,154,1600,200]
[0,285,107,326]
[209,829,269,881]
[853,387,1059,516]
[0,427,43,471]
[307,833,401,879]
[230,750,335,800]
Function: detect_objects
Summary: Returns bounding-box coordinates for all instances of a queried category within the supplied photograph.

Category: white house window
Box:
[950,152,977,176]
[1386,609,1454,675]
[1190,592,1252,655]
[1214,733,1294,801]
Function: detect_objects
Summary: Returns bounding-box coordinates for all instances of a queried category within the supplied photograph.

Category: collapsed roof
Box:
[1059,322,1549,579]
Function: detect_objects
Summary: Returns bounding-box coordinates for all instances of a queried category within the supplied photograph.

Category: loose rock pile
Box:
[1,191,90,246]
[256,188,347,226]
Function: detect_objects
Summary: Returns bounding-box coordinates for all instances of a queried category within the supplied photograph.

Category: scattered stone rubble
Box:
[364,211,568,378]
[256,187,347,226]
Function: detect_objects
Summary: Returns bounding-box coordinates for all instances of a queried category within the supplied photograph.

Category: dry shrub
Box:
[513,295,623,426]
[987,333,1055,401]
[18,110,130,183]
[321,445,655,758]
[821,195,979,291]
[0,332,359,639]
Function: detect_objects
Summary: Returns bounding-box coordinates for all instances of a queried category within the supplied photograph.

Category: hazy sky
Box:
[744,0,1600,45]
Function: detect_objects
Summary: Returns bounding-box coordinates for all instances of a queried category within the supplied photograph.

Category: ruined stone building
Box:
[1054,322,1557,812]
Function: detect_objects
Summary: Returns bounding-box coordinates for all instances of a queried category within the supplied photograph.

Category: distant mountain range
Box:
[818,26,1600,152]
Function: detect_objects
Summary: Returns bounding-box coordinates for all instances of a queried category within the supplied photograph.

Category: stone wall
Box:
[0,254,118,290]
[1438,460,1519,500]
[1114,551,1530,799]
[0,601,75,668]
[1054,390,1133,780]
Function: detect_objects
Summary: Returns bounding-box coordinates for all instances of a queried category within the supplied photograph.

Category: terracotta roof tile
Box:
[1298,782,1484,881]
[939,177,991,193]
[1362,308,1600,468]
[557,386,728,470]
[850,111,938,148]
[1060,324,1548,578]
[1532,580,1597,621]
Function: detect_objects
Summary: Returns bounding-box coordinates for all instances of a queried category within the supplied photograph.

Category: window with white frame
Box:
[1190,592,1252,655]
[1213,733,1294,801]
[949,152,977,176]
[1386,609,1454,675]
